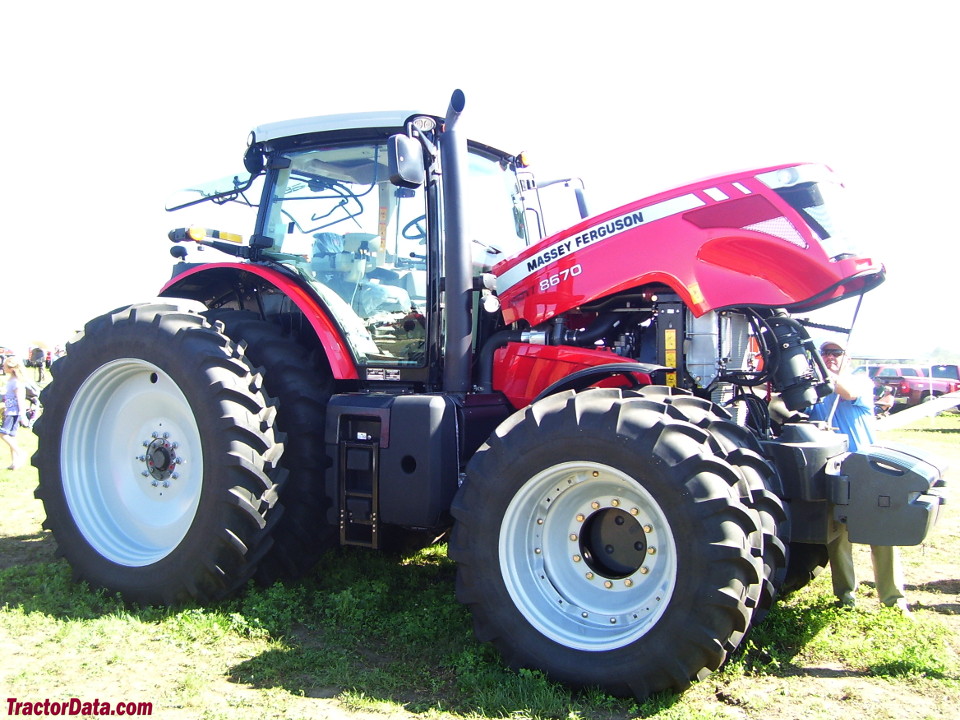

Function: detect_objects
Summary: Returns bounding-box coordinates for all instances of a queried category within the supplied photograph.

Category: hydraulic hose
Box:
[563,314,622,346]
[477,329,524,393]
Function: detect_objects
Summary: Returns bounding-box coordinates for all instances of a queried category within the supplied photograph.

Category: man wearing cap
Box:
[808,341,911,614]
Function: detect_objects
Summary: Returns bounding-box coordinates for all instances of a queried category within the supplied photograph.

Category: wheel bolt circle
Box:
[140,431,182,483]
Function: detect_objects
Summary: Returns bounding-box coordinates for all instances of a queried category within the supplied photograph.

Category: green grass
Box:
[728,588,957,680]
[2,416,958,719]
[877,411,960,456]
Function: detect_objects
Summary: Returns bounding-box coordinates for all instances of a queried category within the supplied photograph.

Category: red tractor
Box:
[34,91,945,699]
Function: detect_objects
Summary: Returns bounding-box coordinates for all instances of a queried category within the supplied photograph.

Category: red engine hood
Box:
[494,163,885,326]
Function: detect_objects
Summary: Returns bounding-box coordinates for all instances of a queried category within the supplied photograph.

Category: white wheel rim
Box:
[500,461,677,651]
[61,359,203,566]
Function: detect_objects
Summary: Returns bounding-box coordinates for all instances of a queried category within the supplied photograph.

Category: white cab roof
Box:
[251,111,424,143]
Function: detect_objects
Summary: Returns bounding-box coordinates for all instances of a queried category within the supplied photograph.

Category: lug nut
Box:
[639,566,649,575]
[576,513,585,522]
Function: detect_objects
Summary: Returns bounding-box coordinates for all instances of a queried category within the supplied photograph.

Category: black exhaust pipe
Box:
[440,89,472,393]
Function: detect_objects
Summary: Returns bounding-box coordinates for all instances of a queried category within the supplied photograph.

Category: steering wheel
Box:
[402,215,427,241]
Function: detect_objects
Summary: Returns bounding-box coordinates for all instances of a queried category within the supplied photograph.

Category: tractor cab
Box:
[166,109,535,386]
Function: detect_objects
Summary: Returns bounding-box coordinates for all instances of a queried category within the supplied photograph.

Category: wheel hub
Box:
[500,462,676,651]
[138,432,182,487]
[580,506,647,578]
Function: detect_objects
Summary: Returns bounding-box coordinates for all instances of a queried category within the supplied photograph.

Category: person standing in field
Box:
[0,356,27,470]
[808,341,912,615]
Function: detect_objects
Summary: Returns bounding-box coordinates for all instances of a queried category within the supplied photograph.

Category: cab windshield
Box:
[263,141,430,367]
[467,149,530,271]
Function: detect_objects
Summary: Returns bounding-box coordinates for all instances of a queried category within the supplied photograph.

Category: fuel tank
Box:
[493,163,885,327]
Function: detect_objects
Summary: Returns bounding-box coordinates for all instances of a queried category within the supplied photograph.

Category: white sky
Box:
[2,2,958,360]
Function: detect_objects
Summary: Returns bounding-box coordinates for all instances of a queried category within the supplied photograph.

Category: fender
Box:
[160,262,359,380]
[492,343,654,408]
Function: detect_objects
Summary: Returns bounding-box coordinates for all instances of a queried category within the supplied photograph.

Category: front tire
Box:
[624,386,790,624]
[33,303,283,605]
[450,389,761,698]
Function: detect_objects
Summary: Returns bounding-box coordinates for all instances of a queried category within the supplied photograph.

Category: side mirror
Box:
[388,134,425,189]
[243,144,264,174]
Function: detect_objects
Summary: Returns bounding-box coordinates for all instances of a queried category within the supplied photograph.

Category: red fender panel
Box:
[493,343,641,408]
[160,263,359,380]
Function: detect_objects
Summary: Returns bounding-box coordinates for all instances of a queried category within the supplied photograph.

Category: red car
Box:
[855,364,960,408]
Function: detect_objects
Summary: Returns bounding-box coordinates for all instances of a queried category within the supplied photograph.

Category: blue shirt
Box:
[807,388,875,452]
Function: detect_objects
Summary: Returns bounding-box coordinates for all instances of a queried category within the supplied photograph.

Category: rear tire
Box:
[33,303,283,605]
[450,388,760,698]
[205,310,337,582]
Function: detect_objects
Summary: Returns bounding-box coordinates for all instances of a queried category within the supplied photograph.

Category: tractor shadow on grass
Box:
[0,529,57,571]
[224,548,659,716]
[909,578,960,616]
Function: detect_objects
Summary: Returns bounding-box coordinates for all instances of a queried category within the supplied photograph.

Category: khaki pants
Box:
[827,524,906,606]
